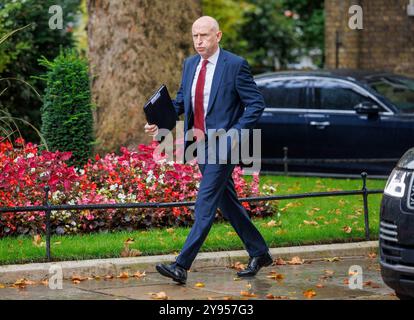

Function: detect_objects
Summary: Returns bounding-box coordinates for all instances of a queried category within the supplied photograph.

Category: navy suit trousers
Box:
[175,138,269,270]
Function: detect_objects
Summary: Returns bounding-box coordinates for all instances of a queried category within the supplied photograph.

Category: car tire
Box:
[395,291,414,300]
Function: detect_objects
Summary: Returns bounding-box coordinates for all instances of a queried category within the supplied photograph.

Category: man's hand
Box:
[144,123,159,137]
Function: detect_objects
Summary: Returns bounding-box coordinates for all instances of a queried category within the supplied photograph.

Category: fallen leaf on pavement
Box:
[266,294,289,300]
[195,282,205,288]
[133,271,146,278]
[71,275,88,282]
[104,275,114,280]
[267,272,284,280]
[117,272,129,279]
[368,252,377,259]
[287,256,304,265]
[343,278,349,285]
[303,289,316,299]
[363,281,380,288]
[240,291,257,298]
[316,283,324,288]
[13,278,36,287]
[273,258,286,265]
[230,261,246,271]
[149,291,168,300]
[0,284,5,289]
[324,257,340,262]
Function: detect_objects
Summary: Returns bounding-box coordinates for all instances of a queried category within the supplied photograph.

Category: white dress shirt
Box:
[191,47,220,132]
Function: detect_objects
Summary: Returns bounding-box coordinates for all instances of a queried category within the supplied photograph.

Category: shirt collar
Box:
[202,47,220,66]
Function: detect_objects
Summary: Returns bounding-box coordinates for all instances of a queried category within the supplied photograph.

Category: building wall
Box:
[325,0,414,76]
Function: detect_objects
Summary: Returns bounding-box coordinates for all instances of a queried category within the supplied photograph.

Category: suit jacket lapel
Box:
[206,49,226,115]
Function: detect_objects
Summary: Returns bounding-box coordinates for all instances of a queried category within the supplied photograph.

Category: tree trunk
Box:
[87,0,201,154]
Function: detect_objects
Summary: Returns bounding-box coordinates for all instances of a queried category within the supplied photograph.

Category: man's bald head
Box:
[192,16,222,59]
[192,16,220,32]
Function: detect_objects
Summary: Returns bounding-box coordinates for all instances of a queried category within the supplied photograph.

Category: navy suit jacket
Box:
[172,48,265,162]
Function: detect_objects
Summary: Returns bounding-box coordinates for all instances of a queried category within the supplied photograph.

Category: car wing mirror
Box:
[354,102,380,115]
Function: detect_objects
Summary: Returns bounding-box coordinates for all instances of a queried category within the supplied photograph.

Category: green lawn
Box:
[0,175,386,265]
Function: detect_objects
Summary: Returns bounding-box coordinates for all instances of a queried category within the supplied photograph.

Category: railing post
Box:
[361,172,370,241]
[44,186,51,261]
[283,147,289,176]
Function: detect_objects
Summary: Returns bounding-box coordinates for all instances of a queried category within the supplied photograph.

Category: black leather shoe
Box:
[237,252,273,277]
[156,262,187,284]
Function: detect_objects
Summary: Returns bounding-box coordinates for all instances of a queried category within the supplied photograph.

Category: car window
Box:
[312,79,382,111]
[258,79,307,109]
[367,76,414,113]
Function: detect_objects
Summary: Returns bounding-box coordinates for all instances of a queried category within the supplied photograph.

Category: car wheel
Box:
[395,291,414,300]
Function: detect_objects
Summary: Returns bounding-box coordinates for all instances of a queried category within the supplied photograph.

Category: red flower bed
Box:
[0,138,275,236]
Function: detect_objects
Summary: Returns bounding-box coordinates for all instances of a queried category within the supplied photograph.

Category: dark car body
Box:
[380,148,414,299]
[254,70,414,176]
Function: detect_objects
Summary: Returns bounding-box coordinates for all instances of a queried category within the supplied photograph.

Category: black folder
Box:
[143,85,177,131]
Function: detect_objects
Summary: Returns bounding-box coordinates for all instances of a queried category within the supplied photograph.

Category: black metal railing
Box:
[0,172,384,261]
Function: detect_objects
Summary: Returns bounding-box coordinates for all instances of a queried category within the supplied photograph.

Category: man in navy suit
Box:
[145,16,272,284]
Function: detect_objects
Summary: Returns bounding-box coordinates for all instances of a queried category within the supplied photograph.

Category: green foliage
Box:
[39,49,94,166]
[0,0,81,142]
[203,0,325,71]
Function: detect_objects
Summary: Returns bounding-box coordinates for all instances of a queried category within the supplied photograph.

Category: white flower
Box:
[26,153,34,158]
[117,193,126,200]
[79,169,85,175]
[30,168,36,173]
[109,184,118,191]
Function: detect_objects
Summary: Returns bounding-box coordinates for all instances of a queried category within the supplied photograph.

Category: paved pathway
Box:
[0,256,398,300]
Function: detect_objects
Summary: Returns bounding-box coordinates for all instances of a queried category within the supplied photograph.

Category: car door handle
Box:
[310,121,330,128]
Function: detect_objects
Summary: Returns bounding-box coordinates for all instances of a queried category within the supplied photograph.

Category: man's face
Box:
[192,22,222,59]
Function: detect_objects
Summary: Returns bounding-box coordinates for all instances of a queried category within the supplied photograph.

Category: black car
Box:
[254,70,414,176]
[380,148,414,299]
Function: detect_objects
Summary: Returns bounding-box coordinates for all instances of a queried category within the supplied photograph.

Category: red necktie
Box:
[194,59,209,134]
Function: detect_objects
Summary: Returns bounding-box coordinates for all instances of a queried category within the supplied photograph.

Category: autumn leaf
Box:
[227,231,237,236]
[124,238,135,245]
[32,234,45,247]
[149,291,168,300]
[363,281,380,288]
[368,252,377,259]
[117,272,129,279]
[41,279,49,286]
[104,275,114,280]
[166,228,175,234]
[343,278,350,285]
[324,257,340,262]
[195,282,205,288]
[0,284,5,289]
[13,278,36,287]
[343,226,352,233]
[287,256,304,265]
[316,283,324,288]
[71,275,88,282]
[303,289,316,299]
[273,258,286,265]
[303,220,318,226]
[120,244,142,257]
[267,273,284,280]
[133,271,146,278]
[240,291,257,298]
[266,220,281,228]
[230,261,246,271]
[233,277,241,281]
[53,241,62,246]
[266,294,289,300]
[72,280,81,285]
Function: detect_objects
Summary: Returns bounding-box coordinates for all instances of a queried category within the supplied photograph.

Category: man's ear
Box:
[217,31,222,42]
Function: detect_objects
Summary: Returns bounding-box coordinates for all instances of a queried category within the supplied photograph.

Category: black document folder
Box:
[143,85,177,131]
